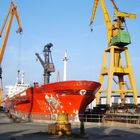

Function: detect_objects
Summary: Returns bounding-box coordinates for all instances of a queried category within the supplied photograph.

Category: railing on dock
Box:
[8,110,140,125]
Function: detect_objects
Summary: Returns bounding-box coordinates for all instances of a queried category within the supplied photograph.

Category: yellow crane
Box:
[90,0,138,106]
[90,0,136,45]
[0,1,22,105]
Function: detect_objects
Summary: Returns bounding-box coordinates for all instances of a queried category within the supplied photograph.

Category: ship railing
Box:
[79,113,140,125]
[78,113,103,123]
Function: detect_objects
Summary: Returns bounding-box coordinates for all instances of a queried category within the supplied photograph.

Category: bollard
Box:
[48,113,72,135]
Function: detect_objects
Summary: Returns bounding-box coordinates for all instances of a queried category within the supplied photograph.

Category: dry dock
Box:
[0,111,140,140]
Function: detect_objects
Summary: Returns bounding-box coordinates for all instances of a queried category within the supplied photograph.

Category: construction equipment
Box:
[90,0,138,106]
[0,1,22,105]
[35,43,55,84]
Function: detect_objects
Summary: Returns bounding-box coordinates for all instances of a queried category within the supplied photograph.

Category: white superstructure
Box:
[5,71,29,99]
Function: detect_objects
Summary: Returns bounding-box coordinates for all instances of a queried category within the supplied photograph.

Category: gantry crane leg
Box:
[125,49,138,105]
[96,46,114,106]
[96,46,138,106]
[96,48,107,104]
[106,46,114,106]
[118,75,125,105]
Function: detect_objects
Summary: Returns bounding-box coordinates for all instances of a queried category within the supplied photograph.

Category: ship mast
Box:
[62,50,68,81]
[17,70,25,84]
[35,43,55,84]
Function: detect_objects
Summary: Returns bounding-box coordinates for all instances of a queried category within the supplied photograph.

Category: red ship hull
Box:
[4,80,100,122]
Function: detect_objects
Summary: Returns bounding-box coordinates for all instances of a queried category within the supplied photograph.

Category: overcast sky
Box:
[0,0,140,95]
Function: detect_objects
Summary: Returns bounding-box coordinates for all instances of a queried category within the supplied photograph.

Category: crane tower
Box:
[35,43,55,84]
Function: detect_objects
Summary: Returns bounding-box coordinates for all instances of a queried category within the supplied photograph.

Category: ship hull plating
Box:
[4,80,100,122]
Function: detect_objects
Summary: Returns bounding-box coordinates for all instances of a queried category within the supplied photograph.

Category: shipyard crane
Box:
[0,1,22,105]
[90,0,136,45]
[90,0,138,106]
[35,43,55,84]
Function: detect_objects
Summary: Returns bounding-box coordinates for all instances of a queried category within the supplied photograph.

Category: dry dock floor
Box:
[0,112,140,140]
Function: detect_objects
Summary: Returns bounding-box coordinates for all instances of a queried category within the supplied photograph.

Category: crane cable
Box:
[17,33,23,73]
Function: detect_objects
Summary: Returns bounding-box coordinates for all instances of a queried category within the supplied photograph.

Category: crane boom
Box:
[89,0,99,26]
[90,0,112,43]
[0,8,10,37]
[90,0,136,45]
[0,1,22,64]
[110,0,136,19]
[35,53,45,67]
[110,0,118,11]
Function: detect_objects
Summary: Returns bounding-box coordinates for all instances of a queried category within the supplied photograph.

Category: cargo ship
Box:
[3,43,100,122]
